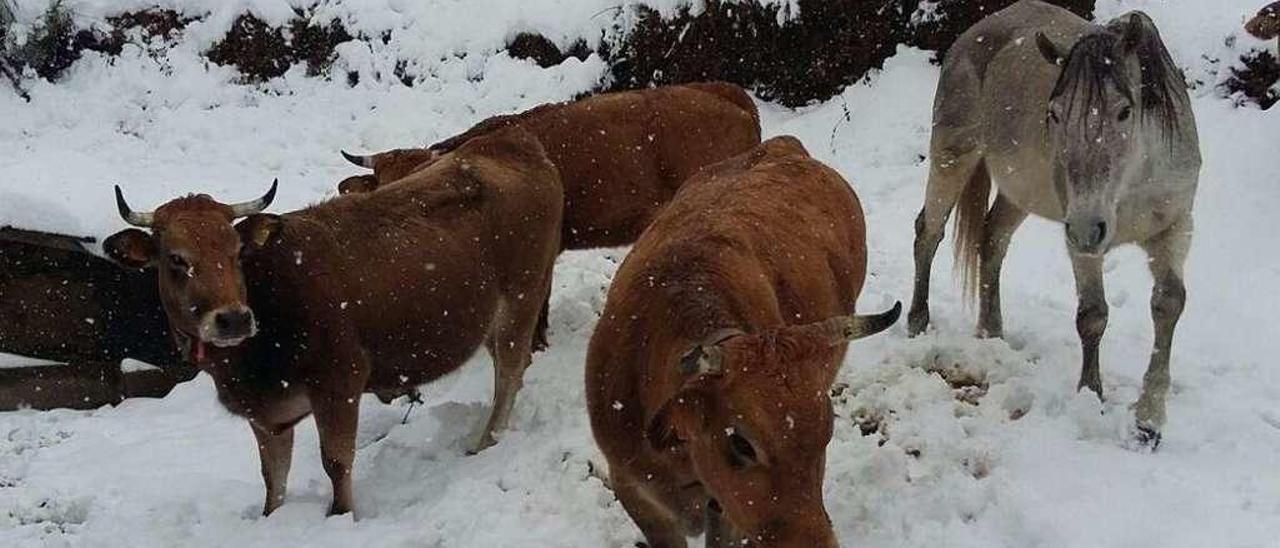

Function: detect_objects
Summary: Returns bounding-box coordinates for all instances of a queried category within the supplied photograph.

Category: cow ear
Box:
[337,174,378,195]
[647,388,710,451]
[103,228,156,268]
[236,214,283,250]
[1036,32,1065,66]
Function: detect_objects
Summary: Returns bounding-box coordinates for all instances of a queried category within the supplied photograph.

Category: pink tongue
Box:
[193,340,206,363]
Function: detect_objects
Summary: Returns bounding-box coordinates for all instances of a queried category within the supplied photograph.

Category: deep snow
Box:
[3,1,1280,547]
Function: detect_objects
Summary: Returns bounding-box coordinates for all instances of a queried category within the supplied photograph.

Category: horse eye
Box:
[1118,106,1133,121]
[727,432,757,467]
[169,254,188,268]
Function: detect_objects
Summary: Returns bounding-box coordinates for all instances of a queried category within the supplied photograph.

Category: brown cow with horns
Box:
[339,82,763,349]
[103,127,562,516]
[586,136,899,548]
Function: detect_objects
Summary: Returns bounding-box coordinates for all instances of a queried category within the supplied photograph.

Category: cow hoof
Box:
[1133,424,1162,451]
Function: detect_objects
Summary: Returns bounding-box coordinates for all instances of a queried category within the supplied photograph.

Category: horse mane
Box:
[1108,12,1190,137]
[1049,12,1189,139]
[1049,32,1133,136]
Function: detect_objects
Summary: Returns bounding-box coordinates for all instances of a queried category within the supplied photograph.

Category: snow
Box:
[3,0,1280,547]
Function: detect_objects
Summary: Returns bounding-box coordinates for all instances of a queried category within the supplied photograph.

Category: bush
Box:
[598,0,1095,107]
[206,12,353,82]
[1222,49,1280,109]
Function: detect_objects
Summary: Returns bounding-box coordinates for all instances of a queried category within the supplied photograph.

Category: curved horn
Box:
[341,150,374,169]
[228,179,278,218]
[817,301,902,345]
[114,185,155,227]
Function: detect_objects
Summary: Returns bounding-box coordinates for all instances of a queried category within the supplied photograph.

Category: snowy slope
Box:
[3,1,1280,547]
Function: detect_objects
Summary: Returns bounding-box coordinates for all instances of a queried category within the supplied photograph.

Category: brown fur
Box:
[105,127,562,516]
[347,82,761,249]
[586,137,891,548]
[1248,2,1280,40]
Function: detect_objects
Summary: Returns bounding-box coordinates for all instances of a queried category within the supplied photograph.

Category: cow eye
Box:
[727,432,758,468]
[1117,106,1132,121]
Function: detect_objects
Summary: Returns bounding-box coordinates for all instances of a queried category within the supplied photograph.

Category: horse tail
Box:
[953,160,990,307]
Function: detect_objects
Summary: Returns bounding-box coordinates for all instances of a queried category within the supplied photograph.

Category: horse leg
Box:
[976,193,1028,338]
[909,151,982,336]
[1069,252,1108,398]
[251,422,295,516]
[1132,214,1191,448]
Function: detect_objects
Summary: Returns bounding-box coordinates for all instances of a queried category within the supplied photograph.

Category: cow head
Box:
[339,148,441,193]
[103,182,278,362]
[648,302,900,547]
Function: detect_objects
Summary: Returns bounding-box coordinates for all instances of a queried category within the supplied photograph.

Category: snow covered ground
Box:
[3,0,1280,546]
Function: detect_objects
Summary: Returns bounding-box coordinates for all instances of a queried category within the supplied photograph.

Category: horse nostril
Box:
[1093,221,1108,245]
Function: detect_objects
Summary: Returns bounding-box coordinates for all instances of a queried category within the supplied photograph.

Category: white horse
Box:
[908,0,1201,448]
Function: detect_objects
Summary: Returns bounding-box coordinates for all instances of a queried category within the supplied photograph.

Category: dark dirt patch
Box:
[1222,49,1280,109]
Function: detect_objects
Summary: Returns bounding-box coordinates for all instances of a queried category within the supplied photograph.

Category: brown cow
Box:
[341,83,762,350]
[586,136,899,548]
[1247,2,1280,49]
[102,126,562,516]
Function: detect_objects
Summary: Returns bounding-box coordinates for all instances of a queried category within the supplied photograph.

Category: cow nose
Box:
[1066,219,1108,254]
[212,308,255,339]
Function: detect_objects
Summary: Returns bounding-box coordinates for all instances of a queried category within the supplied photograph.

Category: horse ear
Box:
[1036,32,1065,66]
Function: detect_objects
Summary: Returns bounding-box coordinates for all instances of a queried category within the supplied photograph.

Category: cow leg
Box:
[909,152,982,336]
[613,471,691,548]
[1069,251,1108,399]
[976,193,1028,338]
[1132,214,1191,448]
[312,393,360,515]
[532,297,550,353]
[251,422,295,516]
[472,304,538,453]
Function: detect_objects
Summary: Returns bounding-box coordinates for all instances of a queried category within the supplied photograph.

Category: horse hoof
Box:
[1133,424,1162,451]
[468,436,497,455]
[907,310,929,337]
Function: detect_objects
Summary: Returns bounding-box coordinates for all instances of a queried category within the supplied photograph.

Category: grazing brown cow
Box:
[342,83,759,251]
[103,127,562,516]
[341,83,762,350]
[586,136,899,548]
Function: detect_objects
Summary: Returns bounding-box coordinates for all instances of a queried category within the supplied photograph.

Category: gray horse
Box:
[908,0,1200,448]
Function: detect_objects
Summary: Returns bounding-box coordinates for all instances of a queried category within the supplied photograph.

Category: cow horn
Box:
[228,179,278,218]
[114,185,155,227]
[341,150,374,168]
[817,301,902,345]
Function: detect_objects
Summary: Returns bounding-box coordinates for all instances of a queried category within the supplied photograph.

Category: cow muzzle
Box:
[198,305,257,347]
